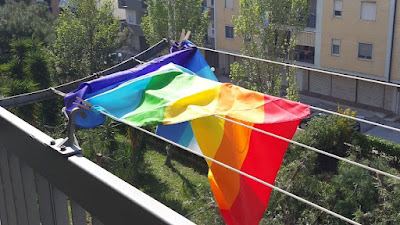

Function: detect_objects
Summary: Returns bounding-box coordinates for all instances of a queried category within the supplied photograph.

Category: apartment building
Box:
[214,0,400,113]
[204,0,216,49]
[304,0,399,112]
[118,0,149,52]
[117,0,213,54]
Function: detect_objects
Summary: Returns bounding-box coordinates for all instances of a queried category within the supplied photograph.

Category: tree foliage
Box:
[0,1,55,61]
[141,0,209,46]
[230,0,309,100]
[52,0,123,80]
[0,38,58,125]
[263,112,400,224]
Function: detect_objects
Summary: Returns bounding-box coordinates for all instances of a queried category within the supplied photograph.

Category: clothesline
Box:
[60,41,398,225]
[198,46,400,88]
[214,115,400,181]
[197,46,400,133]
[309,105,400,133]
[96,109,361,225]
[131,46,400,134]
[82,43,400,182]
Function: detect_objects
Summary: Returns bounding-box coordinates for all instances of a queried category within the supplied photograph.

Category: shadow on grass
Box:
[134,161,190,215]
[145,137,209,175]
[166,161,199,198]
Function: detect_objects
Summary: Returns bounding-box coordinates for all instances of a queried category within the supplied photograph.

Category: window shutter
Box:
[332,39,340,46]
[334,0,342,11]
[361,2,376,20]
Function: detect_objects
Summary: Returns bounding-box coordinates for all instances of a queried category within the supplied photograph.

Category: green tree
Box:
[0,1,55,61]
[2,79,39,124]
[0,38,58,125]
[25,41,60,125]
[230,0,309,101]
[141,0,209,46]
[52,0,123,80]
[263,113,400,224]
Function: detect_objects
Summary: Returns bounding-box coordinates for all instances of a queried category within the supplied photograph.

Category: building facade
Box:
[118,0,149,52]
[213,0,400,113]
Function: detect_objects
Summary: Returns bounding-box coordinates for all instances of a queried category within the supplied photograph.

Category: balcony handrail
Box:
[0,106,195,225]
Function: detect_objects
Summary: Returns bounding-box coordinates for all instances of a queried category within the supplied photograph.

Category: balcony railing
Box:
[204,36,215,49]
[123,0,147,11]
[0,39,191,225]
[209,7,214,20]
[293,48,315,64]
[119,0,127,8]
[0,105,194,225]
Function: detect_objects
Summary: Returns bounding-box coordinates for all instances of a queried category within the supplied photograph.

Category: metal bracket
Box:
[56,107,84,156]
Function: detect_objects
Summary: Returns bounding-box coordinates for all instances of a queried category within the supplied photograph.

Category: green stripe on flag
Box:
[122,71,197,126]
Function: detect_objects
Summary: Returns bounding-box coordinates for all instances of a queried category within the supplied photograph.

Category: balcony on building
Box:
[209,7,214,20]
[306,0,317,29]
[119,0,146,11]
[293,45,315,64]
[119,0,127,8]
[204,36,215,49]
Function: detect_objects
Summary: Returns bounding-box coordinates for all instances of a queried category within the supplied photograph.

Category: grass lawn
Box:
[78,127,224,224]
[135,150,224,224]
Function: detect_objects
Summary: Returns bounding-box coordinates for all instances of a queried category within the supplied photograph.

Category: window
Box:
[361,2,376,21]
[358,43,373,60]
[127,11,137,25]
[331,39,340,56]
[334,0,342,17]
[225,26,234,39]
[120,0,127,7]
[225,0,233,9]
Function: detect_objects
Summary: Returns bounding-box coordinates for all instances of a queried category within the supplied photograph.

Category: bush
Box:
[352,132,400,163]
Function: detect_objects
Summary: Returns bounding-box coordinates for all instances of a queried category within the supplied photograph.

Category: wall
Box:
[112,0,126,20]
[215,0,243,52]
[320,0,391,78]
[390,0,400,82]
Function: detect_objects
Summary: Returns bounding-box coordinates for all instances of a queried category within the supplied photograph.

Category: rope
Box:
[214,115,400,181]
[96,110,361,225]
[198,46,400,88]
[309,106,400,133]
[50,87,66,97]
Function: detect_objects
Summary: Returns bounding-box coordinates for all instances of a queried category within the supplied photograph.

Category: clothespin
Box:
[184,31,191,41]
[178,29,186,48]
[178,29,191,49]
[73,96,93,111]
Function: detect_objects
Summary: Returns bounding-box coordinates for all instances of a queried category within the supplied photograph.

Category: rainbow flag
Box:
[80,63,310,225]
[64,41,217,128]
[65,41,214,155]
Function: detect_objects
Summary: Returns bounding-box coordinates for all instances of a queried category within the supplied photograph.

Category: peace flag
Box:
[80,63,310,225]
